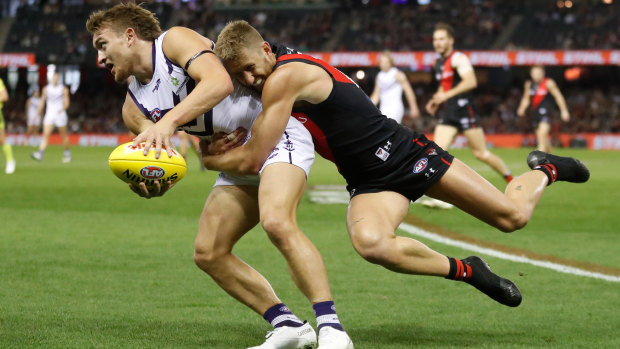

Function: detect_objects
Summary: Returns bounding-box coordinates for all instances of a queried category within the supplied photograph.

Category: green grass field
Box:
[1,145,618,348]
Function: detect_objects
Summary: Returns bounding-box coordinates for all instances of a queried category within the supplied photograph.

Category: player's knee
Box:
[350,230,388,264]
[472,149,490,161]
[496,210,528,232]
[193,242,228,271]
[260,214,297,249]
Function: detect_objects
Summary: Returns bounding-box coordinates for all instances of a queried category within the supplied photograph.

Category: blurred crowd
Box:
[1,0,619,137]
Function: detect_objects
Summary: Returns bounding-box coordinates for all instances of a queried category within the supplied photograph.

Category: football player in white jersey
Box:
[31,72,71,163]
[370,50,419,125]
[87,4,352,349]
[25,88,42,145]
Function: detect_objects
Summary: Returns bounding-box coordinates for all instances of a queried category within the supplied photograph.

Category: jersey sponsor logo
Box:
[375,147,390,161]
[171,76,180,87]
[413,157,428,173]
[140,166,165,180]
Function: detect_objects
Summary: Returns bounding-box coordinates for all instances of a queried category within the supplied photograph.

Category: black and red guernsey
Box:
[272,43,453,200]
[432,51,475,110]
[529,78,554,115]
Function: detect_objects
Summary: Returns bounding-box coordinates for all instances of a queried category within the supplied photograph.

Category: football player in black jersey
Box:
[206,20,590,320]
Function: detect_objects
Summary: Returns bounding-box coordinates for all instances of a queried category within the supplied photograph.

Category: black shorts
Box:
[346,134,454,202]
[439,102,480,132]
[532,107,550,129]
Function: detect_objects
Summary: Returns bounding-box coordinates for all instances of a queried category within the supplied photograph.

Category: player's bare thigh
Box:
[195,185,260,254]
[433,124,459,150]
[258,163,307,219]
[347,191,410,243]
[425,158,518,228]
[463,127,488,154]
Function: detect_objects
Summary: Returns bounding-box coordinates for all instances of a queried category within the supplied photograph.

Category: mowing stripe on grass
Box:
[399,221,620,283]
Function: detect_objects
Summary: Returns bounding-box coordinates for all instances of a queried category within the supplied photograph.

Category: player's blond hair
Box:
[86,2,162,41]
[381,50,394,66]
[215,20,264,62]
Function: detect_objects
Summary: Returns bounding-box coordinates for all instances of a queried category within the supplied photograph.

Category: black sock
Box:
[445,257,473,281]
[532,163,557,185]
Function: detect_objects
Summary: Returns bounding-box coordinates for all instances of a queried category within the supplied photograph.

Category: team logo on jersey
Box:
[283,140,295,151]
[413,158,428,173]
[375,147,390,161]
[140,166,165,180]
[150,108,162,122]
[171,77,180,87]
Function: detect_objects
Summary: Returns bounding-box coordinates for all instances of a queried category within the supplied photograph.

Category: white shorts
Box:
[27,112,41,127]
[43,109,68,128]
[214,116,315,187]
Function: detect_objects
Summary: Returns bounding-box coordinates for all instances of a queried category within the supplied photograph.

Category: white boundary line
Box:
[399,222,620,283]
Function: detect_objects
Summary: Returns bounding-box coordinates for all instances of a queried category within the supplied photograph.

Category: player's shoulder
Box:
[163,27,214,48]
[452,51,470,62]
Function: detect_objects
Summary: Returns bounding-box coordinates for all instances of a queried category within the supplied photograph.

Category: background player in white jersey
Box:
[31,72,71,163]
[0,77,16,174]
[370,50,420,125]
[426,23,512,184]
[517,65,570,153]
[25,88,42,145]
[87,4,352,348]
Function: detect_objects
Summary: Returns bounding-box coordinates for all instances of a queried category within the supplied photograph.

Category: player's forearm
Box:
[445,80,476,99]
[554,93,569,113]
[162,80,232,129]
[202,147,263,175]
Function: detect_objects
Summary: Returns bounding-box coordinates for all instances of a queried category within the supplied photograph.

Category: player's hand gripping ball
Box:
[108,142,187,189]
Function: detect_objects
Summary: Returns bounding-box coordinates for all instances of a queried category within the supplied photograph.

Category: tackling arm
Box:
[202,67,304,175]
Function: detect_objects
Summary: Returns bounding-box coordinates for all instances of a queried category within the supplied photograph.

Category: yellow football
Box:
[108,142,187,189]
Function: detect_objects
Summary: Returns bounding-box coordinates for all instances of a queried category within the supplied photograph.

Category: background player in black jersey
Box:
[517,65,570,153]
[426,23,513,184]
[206,20,591,319]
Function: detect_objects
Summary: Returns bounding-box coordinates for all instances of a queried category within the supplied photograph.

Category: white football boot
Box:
[5,160,15,174]
[317,327,354,349]
[416,195,453,209]
[31,151,42,161]
[247,322,317,349]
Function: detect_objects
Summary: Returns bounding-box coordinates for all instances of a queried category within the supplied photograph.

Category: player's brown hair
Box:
[215,20,264,62]
[434,22,455,38]
[86,2,162,41]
